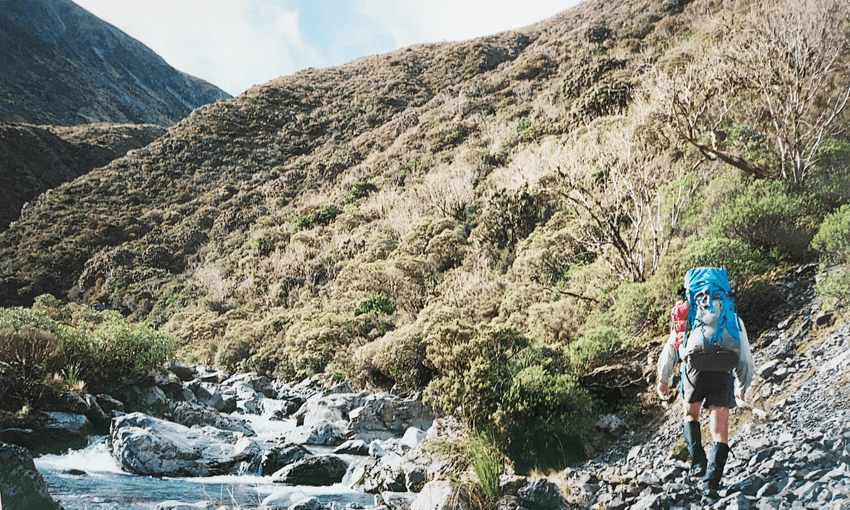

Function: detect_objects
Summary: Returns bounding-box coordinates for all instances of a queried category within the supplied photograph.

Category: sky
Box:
[71,0,582,96]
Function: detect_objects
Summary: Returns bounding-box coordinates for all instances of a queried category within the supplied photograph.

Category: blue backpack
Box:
[680,267,742,372]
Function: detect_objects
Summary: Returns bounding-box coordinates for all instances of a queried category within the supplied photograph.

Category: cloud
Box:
[74,0,322,95]
[358,0,575,48]
[72,0,579,96]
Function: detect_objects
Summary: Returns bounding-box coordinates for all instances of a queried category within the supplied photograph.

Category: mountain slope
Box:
[0,0,230,125]
[0,122,166,231]
[0,0,847,400]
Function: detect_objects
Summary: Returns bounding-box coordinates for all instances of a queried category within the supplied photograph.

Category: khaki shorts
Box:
[681,366,736,408]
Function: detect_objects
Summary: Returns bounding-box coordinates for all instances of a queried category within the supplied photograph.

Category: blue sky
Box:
[72,0,582,96]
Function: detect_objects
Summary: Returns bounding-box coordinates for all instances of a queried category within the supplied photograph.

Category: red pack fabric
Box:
[671,300,689,349]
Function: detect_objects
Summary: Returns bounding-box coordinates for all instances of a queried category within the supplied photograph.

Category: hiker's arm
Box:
[734,318,755,397]
[657,331,678,397]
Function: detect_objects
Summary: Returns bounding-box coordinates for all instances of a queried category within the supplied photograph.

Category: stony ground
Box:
[555,267,850,510]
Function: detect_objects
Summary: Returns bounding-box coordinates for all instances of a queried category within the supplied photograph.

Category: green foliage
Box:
[811,204,850,306]
[467,431,502,499]
[297,204,342,230]
[566,326,624,371]
[709,179,821,262]
[346,180,378,204]
[64,321,178,394]
[675,236,772,283]
[607,281,663,337]
[354,292,397,316]
[501,365,592,473]
[423,325,593,473]
[0,301,176,405]
[517,118,532,133]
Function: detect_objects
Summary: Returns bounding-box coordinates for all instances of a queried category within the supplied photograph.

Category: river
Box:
[34,414,377,509]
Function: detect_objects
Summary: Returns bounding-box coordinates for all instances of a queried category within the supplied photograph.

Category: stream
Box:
[34,414,377,509]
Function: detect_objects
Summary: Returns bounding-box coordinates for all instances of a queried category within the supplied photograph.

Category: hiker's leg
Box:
[703,406,731,492]
[684,400,701,422]
[708,406,729,443]
[683,401,706,476]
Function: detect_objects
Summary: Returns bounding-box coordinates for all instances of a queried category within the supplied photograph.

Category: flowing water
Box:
[34,415,376,509]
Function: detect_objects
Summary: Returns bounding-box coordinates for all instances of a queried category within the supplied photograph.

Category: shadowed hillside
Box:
[0,0,230,125]
[0,122,166,231]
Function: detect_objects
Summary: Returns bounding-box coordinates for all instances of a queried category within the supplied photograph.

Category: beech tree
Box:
[653,0,850,186]
[542,117,695,283]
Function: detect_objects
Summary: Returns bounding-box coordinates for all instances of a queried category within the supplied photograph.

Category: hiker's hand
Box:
[657,381,670,399]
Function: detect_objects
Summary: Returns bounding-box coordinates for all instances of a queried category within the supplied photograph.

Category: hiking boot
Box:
[702,442,730,493]
[684,421,707,478]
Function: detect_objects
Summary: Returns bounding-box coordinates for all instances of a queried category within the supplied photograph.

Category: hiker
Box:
[656,267,755,494]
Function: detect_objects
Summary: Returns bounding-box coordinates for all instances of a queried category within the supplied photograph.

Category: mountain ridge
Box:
[0,0,230,125]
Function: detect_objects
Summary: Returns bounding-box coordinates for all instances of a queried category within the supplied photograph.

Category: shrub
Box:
[675,236,773,283]
[423,325,593,473]
[0,326,63,410]
[500,365,592,473]
[709,180,821,262]
[297,204,342,230]
[63,322,178,394]
[346,180,378,204]
[811,204,850,306]
[566,326,624,371]
[352,326,432,391]
[354,292,397,316]
[0,326,63,377]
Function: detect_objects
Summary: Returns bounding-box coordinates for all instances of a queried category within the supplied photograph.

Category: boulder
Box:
[595,414,629,437]
[83,393,111,432]
[261,489,310,509]
[108,412,259,477]
[334,438,370,455]
[351,453,407,494]
[349,393,434,442]
[271,455,348,486]
[293,391,369,427]
[96,393,125,415]
[164,361,197,382]
[289,496,324,510]
[165,401,256,436]
[259,443,312,476]
[41,411,94,452]
[379,491,418,510]
[0,442,62,510]
[517,478,568,510]
[286,419,348,446]
[410,480,469,510]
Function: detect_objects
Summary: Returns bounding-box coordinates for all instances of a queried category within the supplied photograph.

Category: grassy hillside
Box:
[1,0,849,472]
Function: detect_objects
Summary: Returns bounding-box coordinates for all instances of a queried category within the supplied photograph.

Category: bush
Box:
[0,326,63,410]
[709,180,821,262]
[296,204,342,230]
[346,180,378,204]
[354,292,397,316]
[811,204,850,306]
[675,236,773,283]
[0,326,63,377]
[352,326,432,391]
[423,325,593,473]
[566,326,624,371]
[500,366,592,473]
[63,322,178,394]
